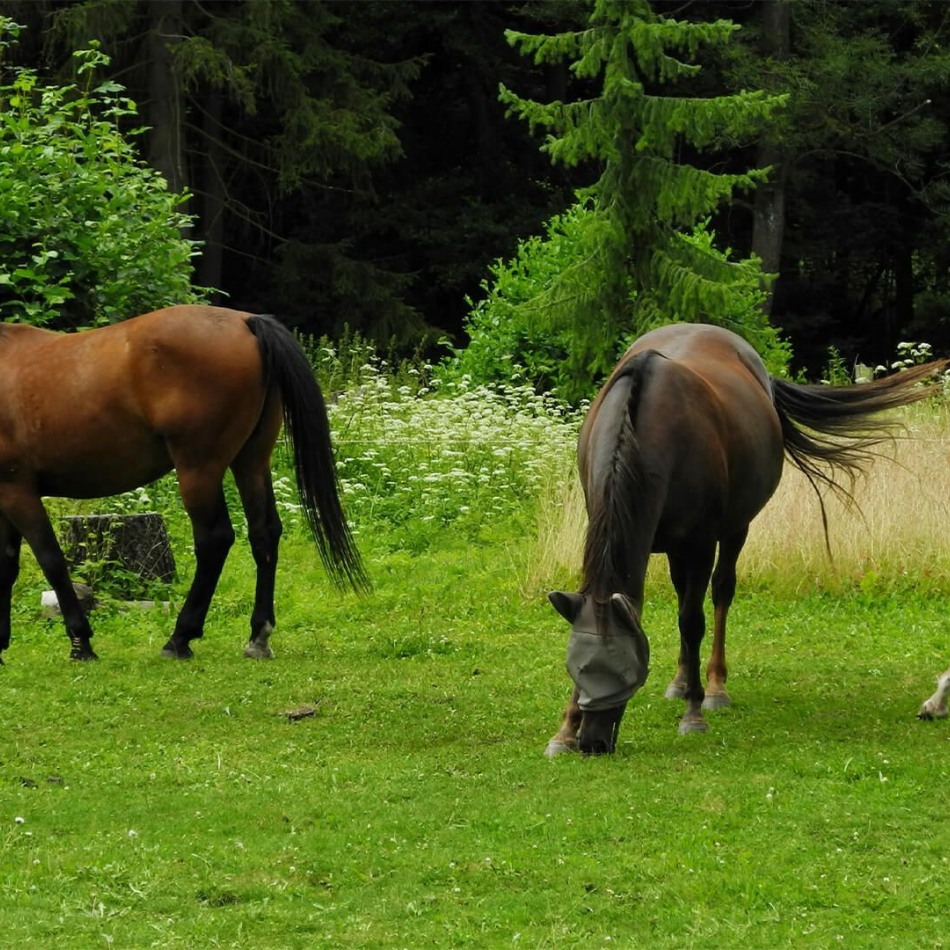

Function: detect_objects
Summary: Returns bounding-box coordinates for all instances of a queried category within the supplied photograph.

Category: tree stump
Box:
[60,513,177,594]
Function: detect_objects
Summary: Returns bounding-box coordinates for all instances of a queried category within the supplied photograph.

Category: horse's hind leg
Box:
[162,473,234,659]
[233,465,282,659]
[0,490,96,659]
[0,516,21,663]
[231,395,283,659]
[704,527,749,711]
[667,543,716,735]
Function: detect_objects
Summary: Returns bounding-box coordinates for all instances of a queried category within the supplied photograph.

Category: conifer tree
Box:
[483,0,788,392]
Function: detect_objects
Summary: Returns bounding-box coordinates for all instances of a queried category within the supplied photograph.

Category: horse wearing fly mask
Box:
[546,323,945,755]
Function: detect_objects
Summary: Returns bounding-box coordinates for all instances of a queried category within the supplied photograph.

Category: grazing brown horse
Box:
[0,305,366,664]
[546,323,945,755]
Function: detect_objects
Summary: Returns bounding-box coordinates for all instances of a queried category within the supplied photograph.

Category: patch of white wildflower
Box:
[325,353,582,534]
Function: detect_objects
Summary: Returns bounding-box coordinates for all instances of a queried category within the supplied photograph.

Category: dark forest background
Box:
[4,0,950,375]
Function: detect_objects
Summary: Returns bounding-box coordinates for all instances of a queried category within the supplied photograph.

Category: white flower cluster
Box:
[326,361,582,532]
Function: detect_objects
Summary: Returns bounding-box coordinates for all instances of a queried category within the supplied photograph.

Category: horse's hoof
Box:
[545,738,577,758]
[69,646,99,661]
[664,683,686,700]
[243,641,274,660]
[702,691,732,711]
[160,641,193,660]
[678,717,709,736]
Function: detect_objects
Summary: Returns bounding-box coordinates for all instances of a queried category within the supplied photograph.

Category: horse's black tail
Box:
[770,360,948,503]
[245,314,368,592]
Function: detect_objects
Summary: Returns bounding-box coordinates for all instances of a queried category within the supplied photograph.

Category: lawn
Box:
[4,366,950,948]
[3,518,950,949]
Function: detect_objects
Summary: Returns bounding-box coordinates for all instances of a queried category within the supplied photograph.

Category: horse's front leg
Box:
[704,528,748,711]
[545,686,582,756]
[0,516,21,663]
[663,655,689,701]
[0,489,96,660]
[162,476,234,659]
[918,667,950,720]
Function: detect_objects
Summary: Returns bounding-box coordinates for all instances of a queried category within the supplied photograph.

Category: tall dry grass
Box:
[527,403,950,597]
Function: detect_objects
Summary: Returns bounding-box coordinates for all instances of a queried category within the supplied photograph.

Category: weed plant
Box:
[322,348,582,551]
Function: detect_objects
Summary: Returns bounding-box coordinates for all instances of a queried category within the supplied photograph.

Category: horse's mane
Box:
[580,350,660,624]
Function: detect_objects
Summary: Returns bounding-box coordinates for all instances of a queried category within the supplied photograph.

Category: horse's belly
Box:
[38,460,174,499]
[33,439,173,499]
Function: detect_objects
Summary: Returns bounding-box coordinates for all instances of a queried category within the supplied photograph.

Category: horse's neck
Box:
[580,355,662,611]
[581,478,654,611]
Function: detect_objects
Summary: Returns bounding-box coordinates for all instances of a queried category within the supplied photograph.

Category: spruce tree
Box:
[486,0,788,393]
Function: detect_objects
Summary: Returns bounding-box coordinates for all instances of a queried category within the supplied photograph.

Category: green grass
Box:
[4,519,950,948]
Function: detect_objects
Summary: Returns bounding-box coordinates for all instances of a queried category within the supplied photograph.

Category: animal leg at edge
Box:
[0,489,95,660]
[918,667,950,720]
[0,516,21,663]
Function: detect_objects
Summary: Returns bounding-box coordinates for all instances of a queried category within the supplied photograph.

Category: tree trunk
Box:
[893,239,915,345]
[198,92,226,295]
[61,513,177,593]
[147,0,187,202]
[751,0,790,318]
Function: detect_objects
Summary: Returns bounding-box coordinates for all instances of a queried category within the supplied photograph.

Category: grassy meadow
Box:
[4,362,950,948]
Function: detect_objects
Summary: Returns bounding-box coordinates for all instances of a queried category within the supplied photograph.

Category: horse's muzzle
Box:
[577,705,625,755]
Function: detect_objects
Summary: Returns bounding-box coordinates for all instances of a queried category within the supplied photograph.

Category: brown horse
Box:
[0,305,366,664]
[547,323,945,755]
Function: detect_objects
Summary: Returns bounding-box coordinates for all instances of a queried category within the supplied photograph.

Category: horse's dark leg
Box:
[546,686,582,756]
[667,544,716,735]
[233,467,282,659]
[0,491,96,659]
[704,527,749,711]
[162,476,234,659]
[0,516,21,663]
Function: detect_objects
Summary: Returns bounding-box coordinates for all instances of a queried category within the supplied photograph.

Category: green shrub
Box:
[0,20,202,328]
[451,204,792,404]
[449,202,601,402]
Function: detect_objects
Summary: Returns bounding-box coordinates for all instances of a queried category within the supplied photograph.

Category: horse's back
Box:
[625,323,772,394]
[0,306,269,497]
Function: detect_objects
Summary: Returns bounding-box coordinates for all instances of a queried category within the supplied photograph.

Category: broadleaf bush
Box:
[0,19,202,328]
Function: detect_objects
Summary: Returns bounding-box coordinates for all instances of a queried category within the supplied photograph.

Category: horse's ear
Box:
[609,593,636,630]
[548,591,583,624]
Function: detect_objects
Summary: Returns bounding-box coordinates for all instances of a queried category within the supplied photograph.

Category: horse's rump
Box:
[581,327,785,551]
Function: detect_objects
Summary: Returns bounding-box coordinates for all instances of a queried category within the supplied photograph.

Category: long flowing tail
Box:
[771,360,947,503]
[246,314,368,592]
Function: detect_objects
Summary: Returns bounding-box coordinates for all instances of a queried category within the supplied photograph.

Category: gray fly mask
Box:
[549,591,649,711]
